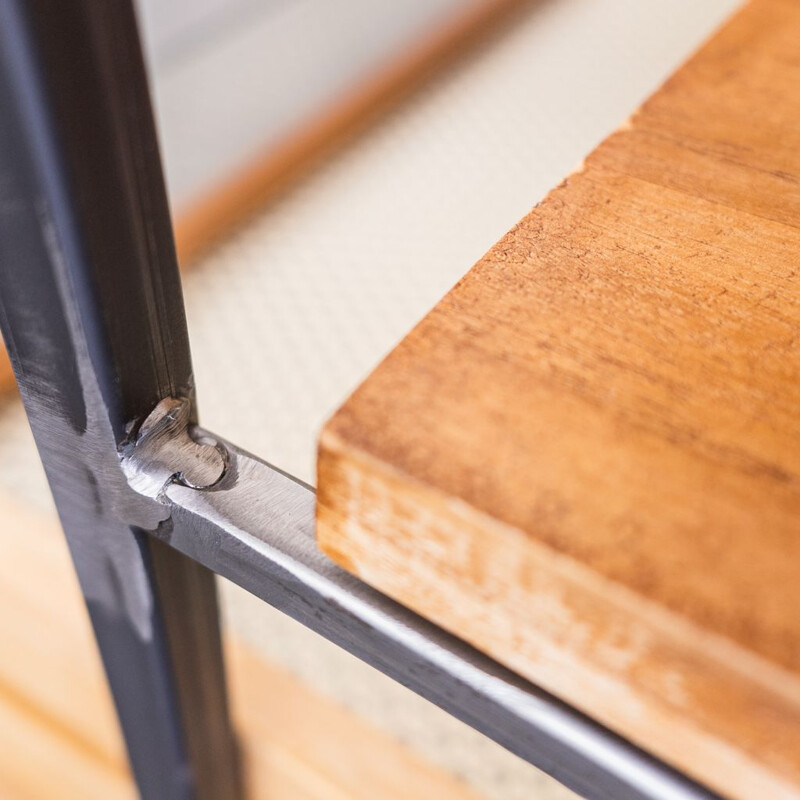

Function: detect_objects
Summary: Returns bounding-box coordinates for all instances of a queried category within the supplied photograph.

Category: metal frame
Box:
[0,2,720,799]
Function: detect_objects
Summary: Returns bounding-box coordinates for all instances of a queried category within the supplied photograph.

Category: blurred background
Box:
[0,0,740,797]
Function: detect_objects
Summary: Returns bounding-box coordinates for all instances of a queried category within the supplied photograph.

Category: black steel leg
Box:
[0,1,241,797]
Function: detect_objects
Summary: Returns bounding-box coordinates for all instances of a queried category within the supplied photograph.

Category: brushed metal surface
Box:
[124,410,721,800]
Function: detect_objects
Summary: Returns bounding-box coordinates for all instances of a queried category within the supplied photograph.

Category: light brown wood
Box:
[0,351,12,395]
[230,640,482,800]
[0,684,135,800]
[316,1,800,798]
[0,491,480,800]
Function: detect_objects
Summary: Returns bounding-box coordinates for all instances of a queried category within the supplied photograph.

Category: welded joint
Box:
[120,397,229,502]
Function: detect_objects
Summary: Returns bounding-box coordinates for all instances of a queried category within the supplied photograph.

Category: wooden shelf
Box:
[316,1,800,798]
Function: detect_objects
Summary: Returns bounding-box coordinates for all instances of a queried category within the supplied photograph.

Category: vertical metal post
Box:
[0,1,241,798]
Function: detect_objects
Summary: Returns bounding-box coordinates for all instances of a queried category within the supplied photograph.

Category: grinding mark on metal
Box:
[121,396,229,502]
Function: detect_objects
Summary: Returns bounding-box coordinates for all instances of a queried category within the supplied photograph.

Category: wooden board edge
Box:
[315,427,800,800]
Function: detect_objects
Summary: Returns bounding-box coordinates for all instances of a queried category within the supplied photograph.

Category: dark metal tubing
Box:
[0,1,724,799]
[0,2,240,798]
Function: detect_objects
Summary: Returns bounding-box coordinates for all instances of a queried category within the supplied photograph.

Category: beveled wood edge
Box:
[316,422,800,800]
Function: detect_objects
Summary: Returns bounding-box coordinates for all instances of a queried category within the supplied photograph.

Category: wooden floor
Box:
[0,490,479,800]
[317,1,800,798]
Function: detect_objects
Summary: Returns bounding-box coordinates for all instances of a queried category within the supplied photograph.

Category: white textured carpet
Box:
[0,1,740,796]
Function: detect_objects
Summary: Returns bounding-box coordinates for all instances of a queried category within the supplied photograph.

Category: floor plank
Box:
[0,492,480,800]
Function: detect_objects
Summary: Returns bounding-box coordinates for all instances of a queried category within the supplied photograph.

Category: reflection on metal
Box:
[122,397,229,499]
[0,1,722,799]
[121,405,721,800]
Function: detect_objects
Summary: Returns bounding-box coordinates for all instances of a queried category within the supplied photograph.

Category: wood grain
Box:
[0,491,479,800]
[316,1,800,798]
